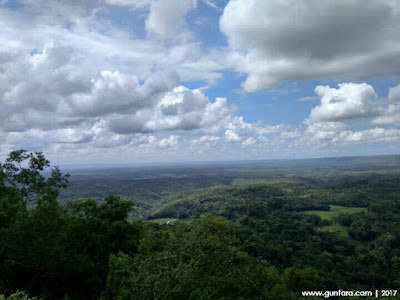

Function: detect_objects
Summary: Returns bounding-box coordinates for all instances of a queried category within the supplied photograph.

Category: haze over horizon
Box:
[56,153,400,171]
[1,0,400,165]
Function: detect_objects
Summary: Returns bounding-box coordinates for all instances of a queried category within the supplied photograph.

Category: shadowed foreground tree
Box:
[0,150,138,299]
[103,215,297,300]
[0,150,69,205]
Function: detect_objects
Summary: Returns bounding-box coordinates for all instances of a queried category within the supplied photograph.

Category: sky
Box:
[0,0,399,165]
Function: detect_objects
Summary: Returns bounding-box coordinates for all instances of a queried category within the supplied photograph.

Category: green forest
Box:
[1,150,400,299]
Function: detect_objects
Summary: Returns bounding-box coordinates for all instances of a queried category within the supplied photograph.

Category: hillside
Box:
[59,155,400,217]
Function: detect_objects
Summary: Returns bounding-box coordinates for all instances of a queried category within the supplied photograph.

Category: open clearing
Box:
[304,205,367,236]
[303,205,367,220]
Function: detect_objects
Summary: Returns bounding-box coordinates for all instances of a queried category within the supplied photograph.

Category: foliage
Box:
[0,291,38,300]
[0,151,139,299]
[0,150,69,204]
[103,216,296,299]
[147,177,400,290]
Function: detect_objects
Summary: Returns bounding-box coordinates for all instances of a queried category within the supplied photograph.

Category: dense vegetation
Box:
[1,150,400,299]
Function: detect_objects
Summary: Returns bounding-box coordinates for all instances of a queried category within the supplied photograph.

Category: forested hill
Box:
[149,178,400,220]
[145,177,400,297]
[59,154,400,217]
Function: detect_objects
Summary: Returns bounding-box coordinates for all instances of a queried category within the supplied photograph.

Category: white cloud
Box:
[0,0,228,139]
[190,135,220,155]
[68,70,180,118]
[280,129,301,139]
[299,121,400,148]
[338,128,400,144]
[225,129,242,143]
[192,135,220,145]
[145,0,197,37]
[0,4,280,159]
[0,44,181,131]
[372,105,400,125]
[0,1,225,88]
[373,84,400,125]
[220,0,400,91]
[308,83,379,123]
[303,82,400,126]
[106,86,234,134]
[388,85,400,102]
[299,82,400,148]
[153,135,179,148]
[104,0,151,9]
[224,116,288,146]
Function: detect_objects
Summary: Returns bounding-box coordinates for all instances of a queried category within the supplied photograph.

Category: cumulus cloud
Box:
[0,5,279,157]
[0,34,260,156]
[0,0,230,163]
[308,83,379,123]
[224,117,289,146]
[0,0,225,86]
[68,70,180,118]
[0,9,231,155]
[372,84,400,125]
[220,0,400,91]
[299,121,400,148]
[299,82,400,148]
[0,59,236,138]
[104,0,151,9]
[0,43,181,132]
[106,86,234,134]
[303,122,347,145]
[145,0,197,37]
[0,0,226,135]
[338,128,400,144]
[152,135,179,148]
[372,105,400,125]
[304,82,400,126]
[191,135,220,146]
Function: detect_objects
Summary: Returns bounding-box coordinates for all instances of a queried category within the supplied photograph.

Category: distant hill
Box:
[58,154,400,216]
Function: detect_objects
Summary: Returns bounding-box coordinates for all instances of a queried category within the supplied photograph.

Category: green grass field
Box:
[319,224,348,236]
[303,205,367,220]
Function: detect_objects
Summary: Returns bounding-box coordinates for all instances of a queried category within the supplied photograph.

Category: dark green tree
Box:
[103,215,294,299]
[0,149,69,204]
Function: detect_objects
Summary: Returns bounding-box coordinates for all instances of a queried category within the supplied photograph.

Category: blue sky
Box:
[0,0,399,165]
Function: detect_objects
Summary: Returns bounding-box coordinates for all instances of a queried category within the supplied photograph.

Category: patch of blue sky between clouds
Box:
[186,0,229,48]
[98,4,148,39]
